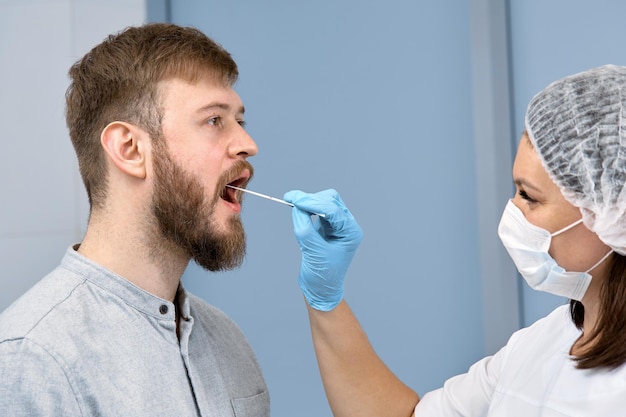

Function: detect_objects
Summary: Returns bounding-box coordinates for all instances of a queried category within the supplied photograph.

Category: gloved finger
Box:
[285,189,346,221]
[291,205,322,243]
[285,189,335,219]
[286,190,331,242]
[283,189,305,205]
[284,189,338,212]
[285,189,362,241]
[298,190,360,240]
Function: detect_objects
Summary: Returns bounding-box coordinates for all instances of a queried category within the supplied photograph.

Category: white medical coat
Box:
[414,305,626,416]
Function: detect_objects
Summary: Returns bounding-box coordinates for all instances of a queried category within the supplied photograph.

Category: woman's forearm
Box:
[307,300,420,417]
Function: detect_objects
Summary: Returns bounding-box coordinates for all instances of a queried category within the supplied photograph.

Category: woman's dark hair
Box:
[570,253,626,369]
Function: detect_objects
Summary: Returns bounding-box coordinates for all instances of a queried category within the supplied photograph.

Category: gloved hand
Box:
[283,189,363,311]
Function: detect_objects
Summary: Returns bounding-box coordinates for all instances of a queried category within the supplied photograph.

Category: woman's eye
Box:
[238,120,247,128]
[518,189,536,203]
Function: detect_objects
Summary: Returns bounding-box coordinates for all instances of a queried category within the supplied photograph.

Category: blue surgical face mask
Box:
[498,200,613,301]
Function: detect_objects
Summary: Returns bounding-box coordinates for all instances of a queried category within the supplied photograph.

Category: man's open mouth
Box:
[221,176,249,204]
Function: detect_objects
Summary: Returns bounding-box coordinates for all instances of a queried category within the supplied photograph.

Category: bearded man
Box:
[0,23,269,416]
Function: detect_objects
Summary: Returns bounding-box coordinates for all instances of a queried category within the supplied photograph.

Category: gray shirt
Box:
[0,247,270,416]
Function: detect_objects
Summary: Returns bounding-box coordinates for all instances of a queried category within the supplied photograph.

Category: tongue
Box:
[222,186,237,203]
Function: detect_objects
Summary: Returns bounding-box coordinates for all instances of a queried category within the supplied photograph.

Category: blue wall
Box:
[165,1,482,416]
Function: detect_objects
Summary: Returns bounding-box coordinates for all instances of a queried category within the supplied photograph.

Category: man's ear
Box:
[100,122,147,179]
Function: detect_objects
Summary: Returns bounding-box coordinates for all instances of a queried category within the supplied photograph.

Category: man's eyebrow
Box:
[196,102,245,115]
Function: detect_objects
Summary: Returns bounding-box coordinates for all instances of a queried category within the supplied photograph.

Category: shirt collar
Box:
[62,246,183,321]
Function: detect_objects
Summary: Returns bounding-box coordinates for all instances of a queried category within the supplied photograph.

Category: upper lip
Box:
[221,169,252,203]
[227,169,251,188]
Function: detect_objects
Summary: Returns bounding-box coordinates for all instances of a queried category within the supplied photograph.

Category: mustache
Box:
[215,159,255,196]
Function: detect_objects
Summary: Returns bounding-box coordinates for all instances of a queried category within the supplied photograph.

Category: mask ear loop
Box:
[551,217,614,274]
[551,218,584,237]
[585,249,614,274]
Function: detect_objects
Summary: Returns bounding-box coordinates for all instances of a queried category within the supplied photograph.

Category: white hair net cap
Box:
[525,64,626,255]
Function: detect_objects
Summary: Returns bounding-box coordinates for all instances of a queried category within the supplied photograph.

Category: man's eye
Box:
[238,120,247,128]
[207,117,220,126]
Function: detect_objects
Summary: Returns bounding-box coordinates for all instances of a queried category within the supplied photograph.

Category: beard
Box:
[150,139,253,271]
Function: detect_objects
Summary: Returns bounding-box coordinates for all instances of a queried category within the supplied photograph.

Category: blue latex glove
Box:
[283,189,363,311]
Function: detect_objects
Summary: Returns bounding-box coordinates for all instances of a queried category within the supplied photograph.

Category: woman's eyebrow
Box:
[514,178,542,193]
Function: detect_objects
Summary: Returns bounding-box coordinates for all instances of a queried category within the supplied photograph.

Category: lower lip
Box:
[221,197,241,214]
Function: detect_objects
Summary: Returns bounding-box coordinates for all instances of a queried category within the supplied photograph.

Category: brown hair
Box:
[65,23,238,210]
[570,253,626,369]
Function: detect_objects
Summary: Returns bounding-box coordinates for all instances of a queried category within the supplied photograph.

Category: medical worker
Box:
[284,65,626,416]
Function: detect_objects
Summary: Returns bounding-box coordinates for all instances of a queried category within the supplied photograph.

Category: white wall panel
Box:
[0,0,75,236]
[0,233,75,309]
[0,0,146,310]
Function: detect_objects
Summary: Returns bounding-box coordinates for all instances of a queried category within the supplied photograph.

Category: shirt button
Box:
[159,304,168,315]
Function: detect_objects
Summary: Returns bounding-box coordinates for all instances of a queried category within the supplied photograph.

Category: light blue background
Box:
[169,2,483,415]
[166,1,483,416]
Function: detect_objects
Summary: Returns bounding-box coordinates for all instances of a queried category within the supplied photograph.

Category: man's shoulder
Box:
[0,265,86,342]
[186,292,231,321]
[185,292,249,338]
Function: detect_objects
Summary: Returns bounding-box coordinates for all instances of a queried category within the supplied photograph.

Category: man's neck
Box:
[78,215,189,302]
